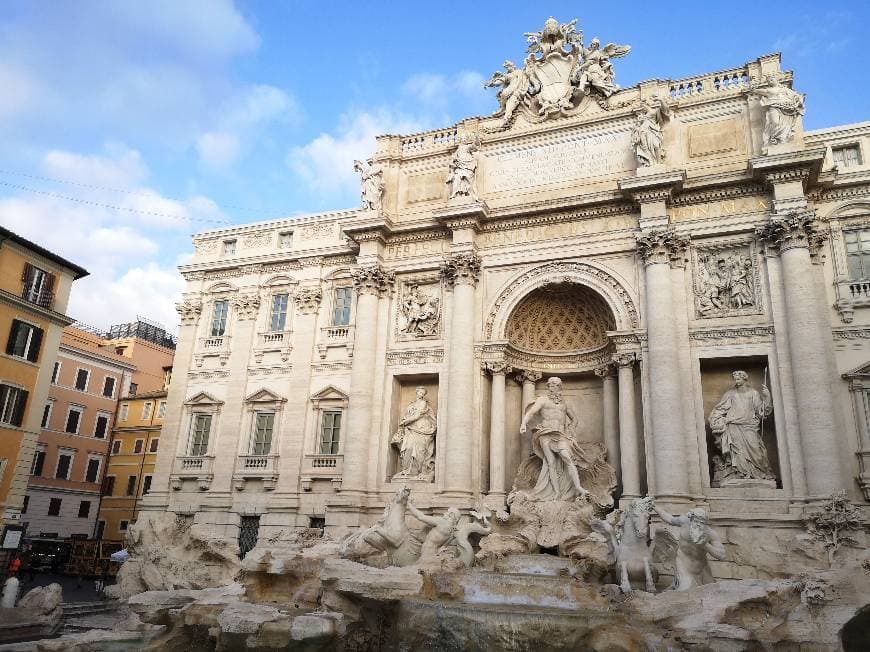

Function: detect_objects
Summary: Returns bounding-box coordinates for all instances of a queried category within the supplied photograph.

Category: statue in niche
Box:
[631,94,670,167]
[391,387,437,481]
[695,251,756,317]
[652,504,725,591]
[353,158,384,212]
[708,370,774,484]
[446,138,479,200]
[513,377,615,508]
[749,76,805,146]
[400,284,440,337]
[484,60,532,129]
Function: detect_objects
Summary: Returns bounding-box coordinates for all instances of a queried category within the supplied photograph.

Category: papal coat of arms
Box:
[484,17,631,130]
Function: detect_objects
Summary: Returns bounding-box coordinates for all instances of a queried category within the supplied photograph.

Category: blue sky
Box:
[0,1,867,330]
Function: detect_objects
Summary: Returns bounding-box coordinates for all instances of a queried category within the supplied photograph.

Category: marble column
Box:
[485,361,510,500]
[595,364,620,487]
[515,370,542,460]
[757,212,843,495]
[614,353,641,499]
[341,264,394,495]
[637,229,691,498]
[441,252,481,497]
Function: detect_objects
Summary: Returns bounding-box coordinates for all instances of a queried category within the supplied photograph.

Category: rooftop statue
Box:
[484,17,631,129]
[749,75,805,147]
[353,158,384,213]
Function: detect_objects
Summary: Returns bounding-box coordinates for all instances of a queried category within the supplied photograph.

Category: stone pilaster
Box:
[613,353,642,499]
[636,228,691,499]
[341,264,394,496]
[757,211,844,495]
[594,364,620,488]
[440,252,481,497]
[484,360,511,503]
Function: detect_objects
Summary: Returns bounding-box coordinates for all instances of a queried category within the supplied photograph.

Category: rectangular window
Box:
[55,452,73,480]
[332,287,352,326]
[126,475,137,496]
[142,475,152,495]
[94,414,109,439]
[833,144,862,168]
[102,376,116,398]
[142,402,153,420]
[47,498,62,516]
[102,476,115,496]
[251,412,275,455]
[51,361,60,384]
[85,457,101,483]
[77,500,91,518]
[319,410,341,455]
[279,231,293,249]
[30,448,45,476]
[111,439,121,455]
[211,300,229,337]
[0,384,28,427]
[41,402,52,429]
[22,495,28,514]
[65,406,83,434]
[5,320,43,363]
[119,403,129,421]
[74,368,89,391]
[134,439,144,454]
[269,294,289,331]
[21,263,54,308]
[149,438,159,453]
[189,414,212,456]
[223,239,236,256]
[157,401,166,419]
[129,383,138,397]
[845,229,870,280]
[119,520,129,532]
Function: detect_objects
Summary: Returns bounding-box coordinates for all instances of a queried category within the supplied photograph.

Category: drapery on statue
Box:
[572,37,631,99]
[708,370,774,482]
[653,504,725,591]
[748,75,805,146]
[400,284,440,337]
[390,387,437,481]
[631,94,670,167]
[484,60,531,129]
[446,138,479,200]
[512,377,615,508]
[353,158,384,212]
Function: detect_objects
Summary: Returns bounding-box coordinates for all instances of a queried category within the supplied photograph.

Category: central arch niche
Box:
[505,283,616,355]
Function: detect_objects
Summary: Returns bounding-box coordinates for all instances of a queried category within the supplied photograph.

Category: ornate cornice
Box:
[440,252,482,287]
[513,369,543,384]
[232,293,261,320]
[385,348,444,366]
[294,287,323,315]
[689,325,774,341]
[483,360,513,375]
[175,298,202,325]
[351,264,395,296]
[636,228,690,267]
[755,210,820,254]
[762,166,813,187]
[612,352,636,368]
[671,184,766,207]
[594,363,617,378]
[833,327,870,340]
[809,185,870,203]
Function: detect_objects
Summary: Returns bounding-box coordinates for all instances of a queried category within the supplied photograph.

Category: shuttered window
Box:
[0,384,28,427]
[6,320,44,363]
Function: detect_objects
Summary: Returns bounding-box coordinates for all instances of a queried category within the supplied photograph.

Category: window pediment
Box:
[310,385,349,406]
[184,391,224,407]
[245,388,286,404]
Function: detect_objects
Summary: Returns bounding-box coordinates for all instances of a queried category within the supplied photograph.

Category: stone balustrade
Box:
[668,67,750,100]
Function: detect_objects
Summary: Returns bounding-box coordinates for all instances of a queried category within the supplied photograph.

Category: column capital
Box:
[440,251,481,287]
[514,369,542,384]
[175,298,202,325]
[351,263,395,296]
[293,286,323,314]
[594,364,617,379]
[231,293,261,320]
[483,360,512,376]
[612,352,636,368]
[636,228,690,267]
[755,209,822,255]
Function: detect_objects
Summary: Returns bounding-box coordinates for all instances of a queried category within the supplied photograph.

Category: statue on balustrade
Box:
[353,158,385,212]
[652,504,725,591]
[391,387,437,481]
[708,370,774,484]
[446,138,479,200]
[631,94,670,167]
[749,75,805,146]
[513,377,615,509]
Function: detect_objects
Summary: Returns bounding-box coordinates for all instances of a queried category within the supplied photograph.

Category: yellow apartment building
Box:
[97,390,166,540]
[0,225,87,530]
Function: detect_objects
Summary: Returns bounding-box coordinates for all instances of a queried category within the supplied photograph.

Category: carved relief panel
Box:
[691,241,762,319]
[395,278,442,341]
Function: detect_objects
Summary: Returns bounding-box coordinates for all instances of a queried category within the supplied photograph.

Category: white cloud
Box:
[0,62,41,121]
[402,70,491,115]
[225,85,300,128]
[197,132,241,168]
[43,144,147,188]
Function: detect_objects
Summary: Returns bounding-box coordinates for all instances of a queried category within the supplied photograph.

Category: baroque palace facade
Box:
[143,37,870,557]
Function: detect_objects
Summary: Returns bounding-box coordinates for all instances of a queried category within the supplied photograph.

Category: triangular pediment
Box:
[310,385,349,402]
[843,361,870,378]
[245,388,286,404]
[184,391,224,406]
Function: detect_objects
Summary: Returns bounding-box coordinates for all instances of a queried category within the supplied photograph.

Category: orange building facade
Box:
[0,226,87,531]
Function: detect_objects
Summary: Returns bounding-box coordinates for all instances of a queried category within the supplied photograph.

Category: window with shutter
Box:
[6,320,43,362]
[31,449,45,476]
[0,384,27,427]
[85,457,101,483]
[126,475,137,495]
[55,453,72,479]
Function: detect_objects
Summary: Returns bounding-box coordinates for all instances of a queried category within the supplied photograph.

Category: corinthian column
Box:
[757,211,843,495]
[636,228,690,498]
[595,364,620,487]
[341,264,394,495]
[613,353,641,499]
[441,252,481,497]
[485,361,511,502]
[514,369,541,459]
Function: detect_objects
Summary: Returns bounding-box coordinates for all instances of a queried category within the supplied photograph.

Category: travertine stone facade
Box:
[142,49,870,559]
